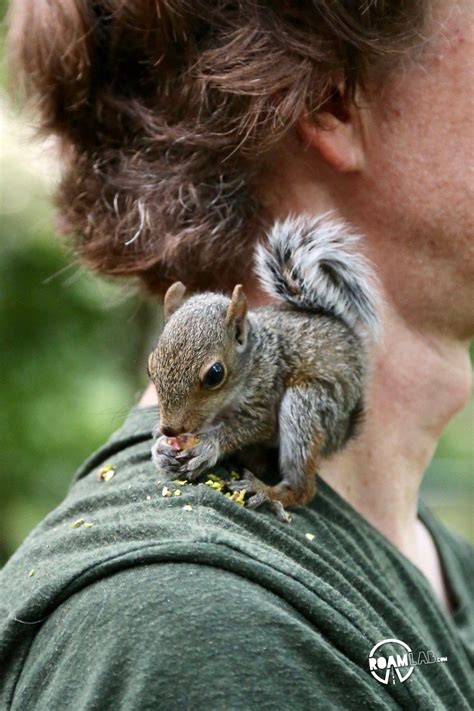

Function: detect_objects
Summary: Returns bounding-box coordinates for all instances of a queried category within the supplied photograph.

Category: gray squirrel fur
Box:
[149,212,380,521]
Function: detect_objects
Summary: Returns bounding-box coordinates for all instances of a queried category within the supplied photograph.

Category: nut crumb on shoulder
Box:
[305,532,315,541]
[97,463,115,481]
[224,490,246,506]
[71,518,85,529]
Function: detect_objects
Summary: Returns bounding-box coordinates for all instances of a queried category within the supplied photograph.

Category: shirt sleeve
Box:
[11,563,397,711]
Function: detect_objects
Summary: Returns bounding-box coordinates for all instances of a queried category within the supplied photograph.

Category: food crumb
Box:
[173,479,188,485]
[97,463,115,482]
[161,486,172,497]
[230,490,246,506]
[83,522,94,529]
[71,518,85,529]
[305,532,315,541]
[28,569,35,577]
[206,473,223,483]
[174,489,182,496]
[146,495,151,500]
[182,504,193,511]
[205,479,224,491]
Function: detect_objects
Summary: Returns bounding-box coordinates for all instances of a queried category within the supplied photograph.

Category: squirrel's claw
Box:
[245,490,291,523]
[229,471,291,523]
[172,435,221,481]
[227,468,259,492]
[151,436,183,475]
[151,451,182,476]
[247,494,290,523]
[151,433,220,481]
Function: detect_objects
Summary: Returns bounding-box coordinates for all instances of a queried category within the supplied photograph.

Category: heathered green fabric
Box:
[0,405,472,710]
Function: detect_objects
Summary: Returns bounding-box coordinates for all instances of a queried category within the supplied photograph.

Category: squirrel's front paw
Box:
[151,436,183,476]
[174,434,221,481]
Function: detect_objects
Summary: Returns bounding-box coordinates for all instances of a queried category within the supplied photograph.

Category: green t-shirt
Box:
[0,406,473,710]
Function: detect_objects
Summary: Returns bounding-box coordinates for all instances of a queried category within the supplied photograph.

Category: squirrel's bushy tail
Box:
[255,213,380,338]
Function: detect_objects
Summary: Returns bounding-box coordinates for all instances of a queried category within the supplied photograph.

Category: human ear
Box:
[297,88,366,173]
[225,285,249,350]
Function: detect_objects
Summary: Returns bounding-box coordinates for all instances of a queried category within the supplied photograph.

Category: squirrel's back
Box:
[254,213,380,339]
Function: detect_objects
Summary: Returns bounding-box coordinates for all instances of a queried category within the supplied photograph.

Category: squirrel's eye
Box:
[202,362,226,389]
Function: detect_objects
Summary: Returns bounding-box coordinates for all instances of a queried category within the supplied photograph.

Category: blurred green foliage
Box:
[0,0,472,564]
[0,94,156,563]
[0,0,157,567]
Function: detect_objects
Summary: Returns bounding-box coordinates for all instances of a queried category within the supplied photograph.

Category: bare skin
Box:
[141,2,473,611]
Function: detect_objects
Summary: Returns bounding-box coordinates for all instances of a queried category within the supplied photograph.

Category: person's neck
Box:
[318,299,472,609]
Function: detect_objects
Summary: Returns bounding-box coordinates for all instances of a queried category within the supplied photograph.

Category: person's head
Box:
[8,1,473,337]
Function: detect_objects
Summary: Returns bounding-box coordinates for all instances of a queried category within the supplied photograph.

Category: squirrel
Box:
[148,213,380,522]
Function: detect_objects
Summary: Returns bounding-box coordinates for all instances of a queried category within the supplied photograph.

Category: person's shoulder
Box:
[6,561,393,711]
[0,402,389,708]
[0,403,334,647]
[2,406,472,708]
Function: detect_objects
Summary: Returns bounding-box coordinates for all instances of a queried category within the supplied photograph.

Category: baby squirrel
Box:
[148,213,380,522]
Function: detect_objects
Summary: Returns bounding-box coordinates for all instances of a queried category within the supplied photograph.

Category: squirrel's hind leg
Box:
[229,384,340,521]
[228,469,295,523]
[231,385,326,520]
[276,384,325,508]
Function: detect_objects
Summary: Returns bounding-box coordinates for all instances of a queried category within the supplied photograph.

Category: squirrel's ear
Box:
[225,285,249,350]
[163,281,187,322]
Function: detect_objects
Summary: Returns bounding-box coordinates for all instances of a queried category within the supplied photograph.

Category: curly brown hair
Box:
[8,0,427,295]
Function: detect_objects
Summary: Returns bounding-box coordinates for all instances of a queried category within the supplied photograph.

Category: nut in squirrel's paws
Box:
[151,432,220,481]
